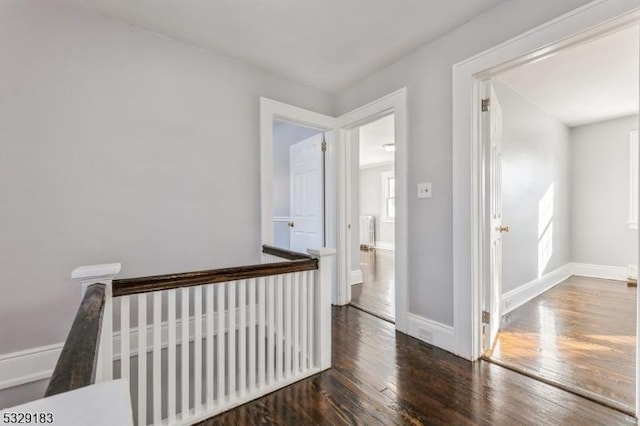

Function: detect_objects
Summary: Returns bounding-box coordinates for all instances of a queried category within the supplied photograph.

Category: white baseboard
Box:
[350,269,363,285]
[0,344,63,390]
[406,313,457,355]
[501,262,631,316]
[501,264,573,315]
[570,262,628,281]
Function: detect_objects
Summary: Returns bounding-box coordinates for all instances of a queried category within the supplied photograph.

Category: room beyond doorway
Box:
[351,249,395,322]
[349,114,396,322]
[491,275,636,413]
[480,23,639,415]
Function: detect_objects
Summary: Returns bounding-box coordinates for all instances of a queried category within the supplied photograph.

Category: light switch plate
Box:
[417,182,432,198]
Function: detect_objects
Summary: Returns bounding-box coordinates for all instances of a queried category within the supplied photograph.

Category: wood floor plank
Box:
[491,275,636,411]
[198,306,635,425]
[351,249,395,320]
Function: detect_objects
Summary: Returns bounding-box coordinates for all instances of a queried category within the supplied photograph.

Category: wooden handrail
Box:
[262,244,313,260]
[45,283,106,397]
[113,258,318,297]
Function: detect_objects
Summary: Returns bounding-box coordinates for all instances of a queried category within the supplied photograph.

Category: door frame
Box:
[336,88,409,333]
[452,0,640,414]
[259,98,336,255]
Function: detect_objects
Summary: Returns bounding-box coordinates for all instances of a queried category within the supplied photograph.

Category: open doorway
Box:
[350,114,396,322]
[481,24,639,414]
[272,119,329,253]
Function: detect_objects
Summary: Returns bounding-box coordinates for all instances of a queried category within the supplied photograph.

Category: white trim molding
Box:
[350,269,363,285]
[337,88,408,333]
[272,216,291,223]
[359,160,393,170]
[406,313,457,355]
[501,264,572,315]
[501,262,633,317]
[375,242,395,251]
[0,344,63,390]
[571,263,628,281]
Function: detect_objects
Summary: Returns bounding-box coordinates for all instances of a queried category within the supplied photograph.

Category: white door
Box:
[290,133,324,253]
[483,82,506,353]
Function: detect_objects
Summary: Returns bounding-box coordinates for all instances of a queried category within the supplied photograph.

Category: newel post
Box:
[71,263,121,382]
[307,247,336,371]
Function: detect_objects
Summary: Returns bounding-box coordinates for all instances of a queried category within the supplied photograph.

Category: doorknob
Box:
[288,221,294,228]
[498,225,510,233]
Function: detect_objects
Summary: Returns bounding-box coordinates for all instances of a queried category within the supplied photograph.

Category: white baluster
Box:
[293,273,300,374]
[249,278,257,392]
[307,270,314,369]
[300,272,307,371]
[120,296,130,384]
[228,281,236,399]
[257,277,266,389]
[181,288,189,418]
[267,276,275,385]
[137,294,147,426]
[216,284,226,403]
[167,289,177,423]
[194,286,203,414]
[275,275,283,382]
[238,279,247,397]
[206,284,214,409]
[153,292,162,424]
[284,273,292,379]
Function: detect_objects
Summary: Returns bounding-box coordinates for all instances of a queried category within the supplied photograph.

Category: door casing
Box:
[260,88,409,333]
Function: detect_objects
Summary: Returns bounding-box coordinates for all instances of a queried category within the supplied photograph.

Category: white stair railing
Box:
[72,246,335,426]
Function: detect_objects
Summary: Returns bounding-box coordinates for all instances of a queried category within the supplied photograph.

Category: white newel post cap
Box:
[307,247,337,257]
[72,263,121,294]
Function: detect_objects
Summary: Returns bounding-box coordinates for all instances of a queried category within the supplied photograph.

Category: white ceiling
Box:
[359,114,394,168]
[66,0,507,93]
[498,25,639,127]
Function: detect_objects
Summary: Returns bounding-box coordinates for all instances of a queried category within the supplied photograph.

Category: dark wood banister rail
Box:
[262,244,313,260]
[112,245,317,297]
[45,283,106,397]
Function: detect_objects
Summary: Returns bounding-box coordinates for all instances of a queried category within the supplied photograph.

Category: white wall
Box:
[359,164,395,247]
[0,0,333,363]
[494,81,572,293]
[272,122,322,248]
[335,0,593,325]
[571,115,639,267]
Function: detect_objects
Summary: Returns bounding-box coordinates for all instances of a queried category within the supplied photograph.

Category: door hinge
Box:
[321,141,327,152]
[482,310,490,324]
[481,98,490,112]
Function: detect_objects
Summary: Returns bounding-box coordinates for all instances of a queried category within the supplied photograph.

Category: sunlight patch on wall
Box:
[538,183,554,277]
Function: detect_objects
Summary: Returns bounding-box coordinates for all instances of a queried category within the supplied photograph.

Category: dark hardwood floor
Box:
[351,249,394,321]
[197,306,635,425]
[490,275,636,412]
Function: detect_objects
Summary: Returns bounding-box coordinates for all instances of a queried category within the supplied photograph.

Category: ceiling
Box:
[66,0,507,93]
[359,114,394,168]
[498,24,639,127]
